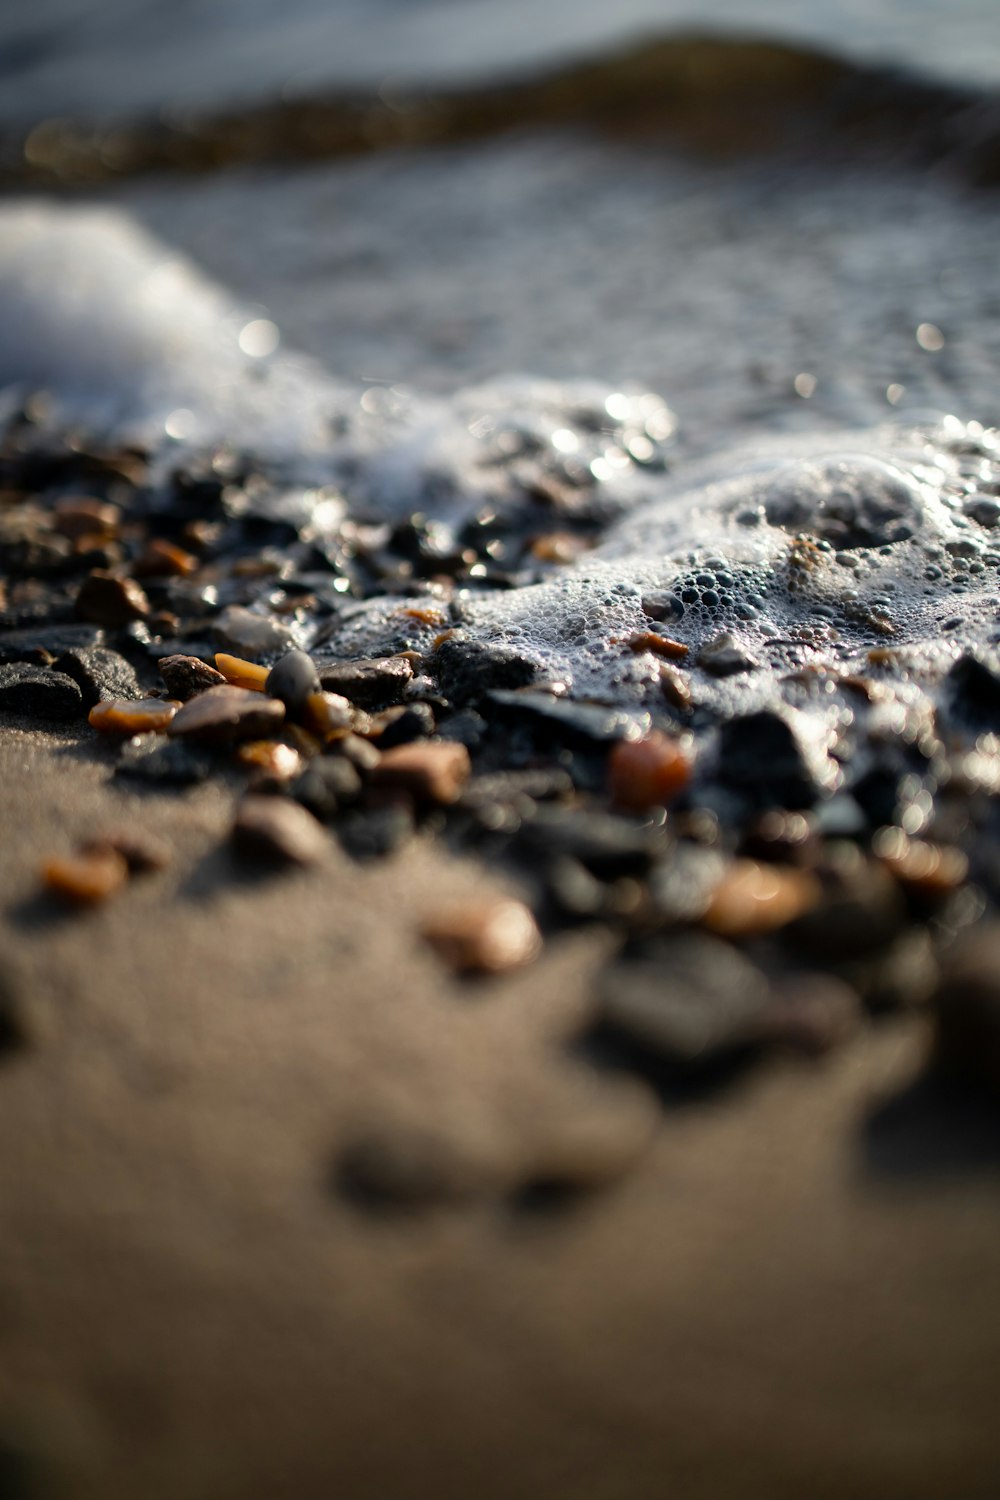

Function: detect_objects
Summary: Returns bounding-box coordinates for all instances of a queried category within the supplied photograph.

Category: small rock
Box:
[213,604,295,655]
[698,630,760,676]
[377,702,436,749]
[702,858,819,938]
[75,571,150,626]
[167,685,285,744]
[433,637,536,703]
[337,804,414,861]
[302,690,354,737]
[421,898,541,975]
[291,757,363,820]
[371,740,470,805]
[235,740,303,781]
[596,933,770,1069]
[52,645,141,707]
[232,795,328,865]
[157,653,227,700]
[115,737,215,785]
[213,653,269,690]
[717,709,820,809]
[89,697,179,735]
[0,622,104,665]
[317,655,414,708]
[0,663,83,721]
[265,649,320,717]
[42,848,129,904]
[608,731,691,811]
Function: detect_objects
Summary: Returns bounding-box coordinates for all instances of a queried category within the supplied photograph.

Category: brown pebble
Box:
[51,497,121,539]
[608,731,691,811]
[303,690,354,738]
[75,570,150,626]
[422,898,541,975]
[660,665,693,711]
[628,631,690,660]
[88,698,179,735]
[157,653,227,700]
[132,538,199,577]
[214,653,269,691]
[43,848,128,904]
[232,795,328,865]
[371,741,470,804]
[167,685,285,744]
[235,740,303,780]
[703,859,820,938]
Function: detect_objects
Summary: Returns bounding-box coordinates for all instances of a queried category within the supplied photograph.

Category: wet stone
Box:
[608,731,691,811]
[370,740,470,805]
[213,604,296,656]
[594,933,771,1073]
[716,710,820,810]
[376,702,436,749]
[0,663,83,721]
[488,690,650,746]
[0,622,104,665]
[291,757,363,821]
[520,804,667,877]
[89,698,178,735]
[157,653,227,700]
[233,794,328,866]
[337,803,415,861]
[697,631,760,677]
[421,898,542,976]
[266,650,320,718]
[74,571,150,626]
[52,645,141,707]
[944,649,1000,731]
[115,735,215,786]
[432,638,537,703]
[317,655,414,708]
[167,685,285,744]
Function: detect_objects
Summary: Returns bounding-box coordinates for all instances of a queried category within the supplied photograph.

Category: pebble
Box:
[213,653,269,691]
[213,604,295,655]
[716,710,820,809]
[596,933,771,1069]
[132,538,198,577]
[0,623,104,665]
[0,663,83,721]
[88,697,179,735]
[291,757,363,820]
[488,690,650,745]
[628,631,690,660]
[931,923,1000,1092]
[702,859,820,938]
[265,649,320,718]
[232,794,328,865]
[115,736,215,785]
[157,653,227,699]
[375,702,436,749]
[421,898,542,975]
[52,645,141,707]
[42,847,129,904]
[317,655,414,708]
[74,571,150,626]
[302,690,354,737]
[697,631,761,677]
[167,684,285,744]
[235,740,303,780]
[608,731,691,811]
[371,740,470,805]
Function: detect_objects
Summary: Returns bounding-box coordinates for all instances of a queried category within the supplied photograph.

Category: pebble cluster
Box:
[3,392,1000,1206]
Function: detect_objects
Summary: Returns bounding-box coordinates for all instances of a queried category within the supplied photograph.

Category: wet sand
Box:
[1,720,998,1500]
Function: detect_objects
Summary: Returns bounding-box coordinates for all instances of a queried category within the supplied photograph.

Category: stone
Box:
[157,653,227,700]
[0,663,83,721]
[232,795,328,865]
[421,898,541,975]
[265,650,320,718]
[167,685,285,744]
[317,655,414,708]
[53,645,141,707]
[75,571,150,626]
[370,740,470,805]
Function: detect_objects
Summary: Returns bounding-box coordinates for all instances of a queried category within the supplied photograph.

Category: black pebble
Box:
[716,710,819,809]
[52,646,142,708]
[317,655,413,708]
[265,649,320,717]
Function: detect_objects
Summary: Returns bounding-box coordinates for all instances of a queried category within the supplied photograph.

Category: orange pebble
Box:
[702,860,819,938]
[422,898,542,975]
[303,690,354,737]
[88,698,180,735]
[43,848,129,905]
[608,731,691,811]
[235,740,303,779]
[133,538,199,577]
[214,653,269,690]
[628,632,690,660]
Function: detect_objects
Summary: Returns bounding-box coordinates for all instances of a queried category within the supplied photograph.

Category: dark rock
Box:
[167,685,285,744]
[487,690,651,745]
[157,653,227,700]
[595,933,770,1071]
[337,804,414,861]
[212,604,295,655]
[519,804,666,877]
[75,571,150,626]
[291,757,363,820]
[233,795,328,865]
[716,710,820,809]
[944,649,1000,731]
[52,646,141,708]
[265,649,320,718]
[115,736,215,786]
[0,663,83,721]
[377,702,436,749]
[433,638,537,704]
[0,622,104,665]
[317,655,413,708]
[435,708,487,749]
[697,631,760,676]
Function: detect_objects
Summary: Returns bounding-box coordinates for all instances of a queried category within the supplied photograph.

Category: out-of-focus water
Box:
[0,0,998,127]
